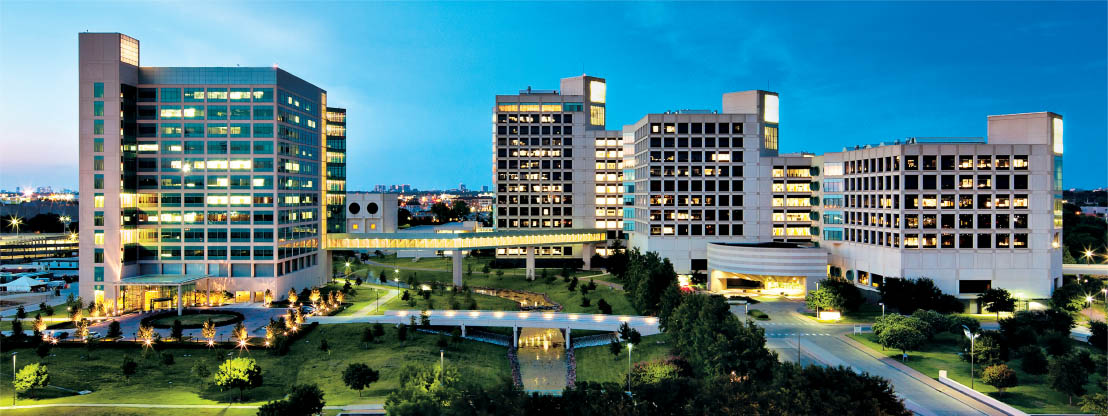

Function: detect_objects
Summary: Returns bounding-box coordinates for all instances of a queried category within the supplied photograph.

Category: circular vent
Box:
[348,202,361,215]
[367,202,379,215]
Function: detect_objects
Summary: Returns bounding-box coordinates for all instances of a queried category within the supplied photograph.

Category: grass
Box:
[331,282,393,317]
[573,334,673,383]
[382,289,521,313]
[0,408,344,416]
[1,309,74,331]
[0,323,509,407]
[150,314,238,327]
[849,332,1104,414]
[348,262,636,316]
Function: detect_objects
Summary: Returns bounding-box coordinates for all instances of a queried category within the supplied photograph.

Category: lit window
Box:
[1052,117,1063,154]
[763,94,779,124]
[589,80,606,104]
[590,106,605,126]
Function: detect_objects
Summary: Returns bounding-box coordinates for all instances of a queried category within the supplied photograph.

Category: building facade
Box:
[623,91,780,273]
[79,33,339,310]
[813,112,1063,300]
[324,107,348,234]
[492,75,618,258]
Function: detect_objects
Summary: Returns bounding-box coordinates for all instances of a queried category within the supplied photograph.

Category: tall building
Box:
[623,91,780,272]
[324,107,347,234]
[492,75,620,257]
[78,32,340,310]
[813,112,1063,300]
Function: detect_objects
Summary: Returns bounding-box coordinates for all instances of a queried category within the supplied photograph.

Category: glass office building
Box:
[78,33,342,311]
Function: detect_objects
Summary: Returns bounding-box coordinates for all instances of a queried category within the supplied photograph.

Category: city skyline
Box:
[2,1,1106,191]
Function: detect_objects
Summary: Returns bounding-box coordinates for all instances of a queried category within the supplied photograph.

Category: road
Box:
[747,301,997,416]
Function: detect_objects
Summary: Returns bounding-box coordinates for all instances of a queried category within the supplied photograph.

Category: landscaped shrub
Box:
[1019,346,1048,374]
[1042,331,1072,357]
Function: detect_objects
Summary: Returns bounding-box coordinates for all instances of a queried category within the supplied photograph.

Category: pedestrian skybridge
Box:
[322,229,608,251]
[323,229,609,285]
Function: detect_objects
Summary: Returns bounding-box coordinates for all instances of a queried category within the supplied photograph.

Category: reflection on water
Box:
[474,288,558,311]
[518,328,567,392]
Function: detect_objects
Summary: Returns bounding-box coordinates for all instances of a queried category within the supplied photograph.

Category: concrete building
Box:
[813,112,1064,300]
[623,91,780,273]
[492,75,617,259]
[345,192,398,233]
[78,32,343,310]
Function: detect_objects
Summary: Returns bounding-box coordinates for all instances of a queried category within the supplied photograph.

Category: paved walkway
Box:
[576,273,622,290]
[351,287,401,316]
[0,402,384,414]
[749,300,998,416]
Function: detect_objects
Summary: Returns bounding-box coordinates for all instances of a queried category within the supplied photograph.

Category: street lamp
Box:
[1084,249,1095,265]
[962,325,980,389]
[879,302,885,318]
[8,216,23,236]
[59,215,72,233]
[439,349,445,384]
[627,343,633,394]
[11,352,17,406]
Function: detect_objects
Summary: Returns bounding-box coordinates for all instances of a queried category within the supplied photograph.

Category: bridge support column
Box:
[525,247,536,280]
[176,285,183,316]
[581,243,594,271]
[513,326,519,347]
[565,328,571,349]
[461,324,466,337]
[452,250,464,287]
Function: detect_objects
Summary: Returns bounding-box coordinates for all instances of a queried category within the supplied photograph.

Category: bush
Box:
[981,364,1018,395]
[880,277,961,314]
[580,297,591,307]
[1089,320,1106,350]
[947,315,981,335]
[747,310,770,320]
[1019,346,1048,375]
[910,310,950,339]
[1042,331,1072,357]
[107,321,122,338]
[597,299,612,315]
[962,333,1005,366]
[121,355,137,379]
[161,352,175,365]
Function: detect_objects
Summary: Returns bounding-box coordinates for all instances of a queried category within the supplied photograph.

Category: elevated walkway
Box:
[323,229,608,285]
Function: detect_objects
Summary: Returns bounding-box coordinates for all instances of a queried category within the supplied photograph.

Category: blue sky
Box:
[1,1,1105,191]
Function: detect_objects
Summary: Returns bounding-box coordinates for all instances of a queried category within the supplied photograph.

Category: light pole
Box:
[59,215,71,233]
[879,302,885,318]
[8,216,23,236]
[796,332,801,364]
[439,349,445,384]
[1084,249,1095,265]
[11,352,17,406]
[963,325,980,390]
[627,343,633,394]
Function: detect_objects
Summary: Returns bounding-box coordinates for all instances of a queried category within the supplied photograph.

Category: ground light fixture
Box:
[962,325,981,389]
[627,343,633,395]
[11,352,17,406]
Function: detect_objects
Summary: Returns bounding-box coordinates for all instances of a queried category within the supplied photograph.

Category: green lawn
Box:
[151,313,238,327]
[1,408,344,416]
[348,262,636,316]
[331,281,394,316]
[573,335,673,383]
[1,308,75,331]
[849,332,1103,414]
[382,289,521,313]
[0,323,509,407]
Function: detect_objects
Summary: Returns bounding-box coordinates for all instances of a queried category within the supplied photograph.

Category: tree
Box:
[202,319,217,345]
[13,363,49,398]
[608,340,622,357]
[597,298,612,315]
[1042,331,1072,357]
[664,294,776,379]
[319,338,330,353]
[1079,393,1108,416]
[121,355,138,379]
[580,297,591,307]
[877,323,926,358]
[880,277,962,314]
[397,324,408,342]
[32,314,44,336]
[286,383,326,415]
[977,288,1015,320]
[1019,346,1048,375]
[568,276,579,292]
[910,309,951,339]
[379,270,387,284]
[621,249,679,316]
[16,305,26,320]
[35,342,51,360]
[1048,353,1090,405]
[450,200,469,221]
[374,323,385,337]
[1088,320,1106,350]
[981,364,1018,395]
[805,286,845,313]
[362,327,375,349]
[171,319,184,342]
[10,319,22,339]
[495,270,504,279]
[192,361,211,386]
[215,357,263,401]
[107,320,122,338]
[962,334,1005,366]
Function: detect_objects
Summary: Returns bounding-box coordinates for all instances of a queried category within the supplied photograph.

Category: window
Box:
[207,88,228,102]
[229,124,250,138]
[93,101,104,117]
[93,156,104,171]
[93,174,104,189]
[160,123,182,138]
[254,106,274,120]
[93,119,104,135]
[254,123,274,138]
[93,82,104,98]
[253,88,273,102]
[94,138,104,152]
[207,124,228,137]
[229,88,251,102]
[160,88,181,102]
[207,106,227,119]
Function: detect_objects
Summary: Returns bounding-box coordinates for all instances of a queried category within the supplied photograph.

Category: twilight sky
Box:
[1,1,1105,191]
